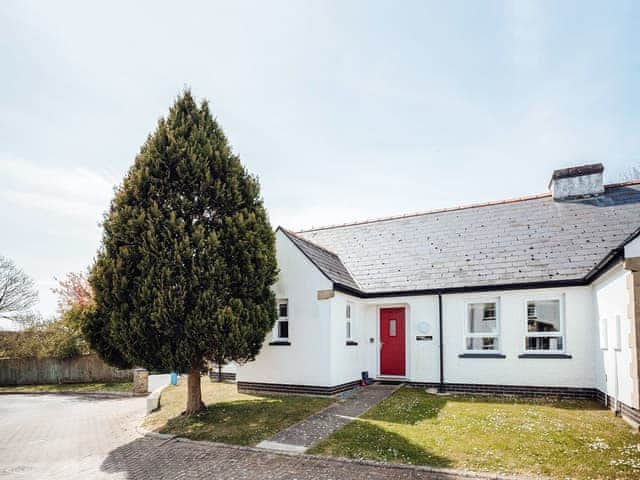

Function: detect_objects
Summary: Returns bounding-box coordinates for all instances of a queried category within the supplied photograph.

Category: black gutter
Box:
[333,278,588,299]
[438,293,444,393]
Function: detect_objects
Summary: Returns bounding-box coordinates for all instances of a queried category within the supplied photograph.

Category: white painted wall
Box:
[327,294,370,385]
[325,292,441,386]
[443,287,596,387]
[625,236,640,258]
[325,287,597,388]
[593,264,635,407]
[236,230,333,386]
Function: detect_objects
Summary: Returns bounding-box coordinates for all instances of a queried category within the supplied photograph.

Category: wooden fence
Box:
[0,354,133,386]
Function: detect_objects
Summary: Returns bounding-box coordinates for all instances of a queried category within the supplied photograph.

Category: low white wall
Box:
[237,231,333,386]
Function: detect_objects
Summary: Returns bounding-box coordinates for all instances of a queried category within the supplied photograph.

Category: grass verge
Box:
[143,379,333,446]
[308,387,640,479]
[0,381,133,393]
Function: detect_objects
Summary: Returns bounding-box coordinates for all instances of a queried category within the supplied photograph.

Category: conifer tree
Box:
[84,90,278,414]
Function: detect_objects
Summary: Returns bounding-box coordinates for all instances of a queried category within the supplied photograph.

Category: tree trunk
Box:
[217,364,222,382]
[185,367,205,415]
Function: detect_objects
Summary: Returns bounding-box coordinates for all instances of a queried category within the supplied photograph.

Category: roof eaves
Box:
[277,226,360,290]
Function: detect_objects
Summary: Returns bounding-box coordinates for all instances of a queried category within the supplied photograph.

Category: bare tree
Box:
[0,255,38,320]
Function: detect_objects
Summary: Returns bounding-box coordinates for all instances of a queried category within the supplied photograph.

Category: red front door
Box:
[380,308,406,376]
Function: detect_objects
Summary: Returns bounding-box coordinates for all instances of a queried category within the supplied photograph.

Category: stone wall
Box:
[0,354,133,386]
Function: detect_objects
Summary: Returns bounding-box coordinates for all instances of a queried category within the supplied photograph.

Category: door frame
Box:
[376,304,410,379]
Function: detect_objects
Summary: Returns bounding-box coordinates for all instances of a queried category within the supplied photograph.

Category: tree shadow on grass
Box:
[158,395,329,446]
[310,418,453,468]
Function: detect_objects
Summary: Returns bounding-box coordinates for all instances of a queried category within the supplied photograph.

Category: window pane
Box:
[527,300,560,332]
[346,321,351,339]
[468,303,497,334]
[279,302,288,318]
[525,336,563,350]
[466,337,498,350]
[389,319,396,337]
[278,320,289,339]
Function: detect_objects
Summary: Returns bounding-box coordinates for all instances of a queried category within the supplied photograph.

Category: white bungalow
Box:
[237,164,640,428]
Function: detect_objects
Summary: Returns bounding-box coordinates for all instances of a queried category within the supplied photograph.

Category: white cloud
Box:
[0,157,115,220]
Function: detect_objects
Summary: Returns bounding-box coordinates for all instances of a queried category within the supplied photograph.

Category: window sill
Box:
[269,341,291,346]
[458,353,506,359]
[346,340,358,346]
[518,353,572,359]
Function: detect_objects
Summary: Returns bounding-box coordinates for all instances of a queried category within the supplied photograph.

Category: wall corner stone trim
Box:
[625,262,640,409]
[624,257,640,272]
[317,289,335,300]
[133,368,149,394]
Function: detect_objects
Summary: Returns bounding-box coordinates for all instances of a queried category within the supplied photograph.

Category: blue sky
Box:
[1,0,639,321]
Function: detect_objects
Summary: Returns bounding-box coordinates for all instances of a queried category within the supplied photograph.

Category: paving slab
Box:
[257,383,399,452]
[102,435,492,479]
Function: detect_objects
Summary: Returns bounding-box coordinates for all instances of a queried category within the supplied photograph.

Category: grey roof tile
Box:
[293,183,640,294]
[279,228,360,290]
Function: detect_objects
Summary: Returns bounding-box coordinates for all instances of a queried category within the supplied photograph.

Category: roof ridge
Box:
[296,180,640,233]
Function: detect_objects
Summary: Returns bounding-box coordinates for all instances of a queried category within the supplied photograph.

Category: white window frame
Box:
[345,303,353,341]
[274,299,289,341]
[463,298,500,353]
[524,296,565,353]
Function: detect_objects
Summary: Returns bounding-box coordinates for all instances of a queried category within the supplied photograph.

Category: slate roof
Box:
[287,182,640,295]
[279,229,360,290]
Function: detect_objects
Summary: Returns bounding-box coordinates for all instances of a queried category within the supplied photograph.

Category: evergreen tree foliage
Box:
[84,90,278,413]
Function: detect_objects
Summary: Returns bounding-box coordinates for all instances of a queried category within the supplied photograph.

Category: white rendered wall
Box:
[236,230,333,386]
[327,287,597,388]
[443,287,596,387]
[327,294,374,386]
[593,264,634,407]
[326,292,441,386]
[625,236,640,258]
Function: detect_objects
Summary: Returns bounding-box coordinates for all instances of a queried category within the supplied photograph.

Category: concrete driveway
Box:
[0,393,145,479]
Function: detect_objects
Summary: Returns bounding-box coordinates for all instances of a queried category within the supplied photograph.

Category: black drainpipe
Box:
[438,293,444,393]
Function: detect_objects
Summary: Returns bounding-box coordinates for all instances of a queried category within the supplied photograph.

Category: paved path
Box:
[0,393,144,479]
[102,435,477,479]
[258,383,399,452]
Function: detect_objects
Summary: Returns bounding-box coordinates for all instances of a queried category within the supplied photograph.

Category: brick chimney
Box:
[548,163,604,201]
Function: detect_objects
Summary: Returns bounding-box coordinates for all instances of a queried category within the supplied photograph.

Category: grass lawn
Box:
[0,381,133,393]
[143,379,333,446]
[308,387,640,479]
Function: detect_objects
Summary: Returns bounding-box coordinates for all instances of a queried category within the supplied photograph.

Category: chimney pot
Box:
[548,163,604,200]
